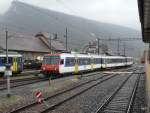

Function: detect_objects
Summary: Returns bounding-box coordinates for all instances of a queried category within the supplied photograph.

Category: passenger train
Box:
[0,53,23,74]
[41,53,133,77]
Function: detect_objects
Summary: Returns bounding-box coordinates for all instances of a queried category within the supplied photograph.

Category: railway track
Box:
[9,72,118,113]
[0,77,48,91]
[40,73,138,113]
[0,67,134,91]
[0,76,41,85]
[0,69,40,79]
[7,67,136,113]
[95,72,141,113]
[131,72,148,113]
[0,71,104,91]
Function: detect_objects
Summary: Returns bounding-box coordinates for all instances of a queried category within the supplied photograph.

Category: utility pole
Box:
[49,34,51,53]
[65,28,68,52]
[97,38,100,55]
[6,30,8,64]
[5,29,11,97]
[117,39,120,55]
[123,43,126,56]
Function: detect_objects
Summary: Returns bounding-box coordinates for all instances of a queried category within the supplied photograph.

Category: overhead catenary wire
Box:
[55,0,78,15]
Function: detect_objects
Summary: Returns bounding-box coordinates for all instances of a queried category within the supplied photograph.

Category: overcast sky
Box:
[0,0,141,30]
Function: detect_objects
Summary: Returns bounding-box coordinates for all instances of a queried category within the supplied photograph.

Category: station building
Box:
[0,32,66,60]
[138,0,150,112]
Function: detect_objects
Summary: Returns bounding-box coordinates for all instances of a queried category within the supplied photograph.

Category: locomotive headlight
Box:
[43,67,45,70]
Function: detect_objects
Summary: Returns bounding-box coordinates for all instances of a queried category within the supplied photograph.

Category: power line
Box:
[96,38,141,55]
[97,38,141,41]
[55,0,78,15]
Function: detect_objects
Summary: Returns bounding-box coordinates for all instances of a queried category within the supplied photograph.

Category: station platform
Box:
[144,52,150,112]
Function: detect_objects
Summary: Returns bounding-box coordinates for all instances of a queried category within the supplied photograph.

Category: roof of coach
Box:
[126,57,133,59]
[45,53,133,59]
[0,53,22,57]
[45,53,61,56]
[102,56,126,59]
[61,53,91,58]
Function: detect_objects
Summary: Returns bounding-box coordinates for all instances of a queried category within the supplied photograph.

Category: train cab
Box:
[0,53,23,74]
[41,54,60,75]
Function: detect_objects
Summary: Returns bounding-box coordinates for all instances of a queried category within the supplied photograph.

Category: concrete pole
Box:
[98,38,100,55]
[117,39,120,55]
[65,28,68,52]
[6,29,11,97]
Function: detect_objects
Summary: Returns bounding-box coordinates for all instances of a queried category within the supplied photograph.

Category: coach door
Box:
[102,58,106,69]
[13,57,18,72]
[91,57,94,70]
[74,54,78,73]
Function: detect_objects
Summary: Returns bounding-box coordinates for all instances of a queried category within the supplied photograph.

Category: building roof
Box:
[0,32,66,53]
[35,32,66,51]
[0,32,50,52]
[138,0,150,43]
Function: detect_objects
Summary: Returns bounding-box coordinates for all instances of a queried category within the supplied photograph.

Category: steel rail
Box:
[40,74,118,113]
[95,72,140,113]
[0,78,48,91]
[10,73,115,113]
[126,73,141,113]
[9,67,135,113]
[95,74,133,113]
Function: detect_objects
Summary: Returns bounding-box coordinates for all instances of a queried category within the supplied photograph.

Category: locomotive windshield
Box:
[43,56,60,65]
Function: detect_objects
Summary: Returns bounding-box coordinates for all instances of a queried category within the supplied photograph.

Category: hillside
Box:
[0,1,144,57]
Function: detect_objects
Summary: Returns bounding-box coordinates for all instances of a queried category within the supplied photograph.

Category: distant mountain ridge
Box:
[0,1,144,57]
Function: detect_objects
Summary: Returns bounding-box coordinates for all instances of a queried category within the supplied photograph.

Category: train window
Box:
[43,56,60,65]
[1,57,6,64]
[17,57,22,63]
[0,57,15,64]
[60,59,64,65]
[101,58,104,64]
[78,58,90,65]
[96,58,102,64]
[8,57,13,64]
[78,58,82,65]
[83,58,90,65]
[91,59,94,64]
[65,57,75,66]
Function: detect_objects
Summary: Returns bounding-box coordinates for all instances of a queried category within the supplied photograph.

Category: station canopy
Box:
[138,0,150,43]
